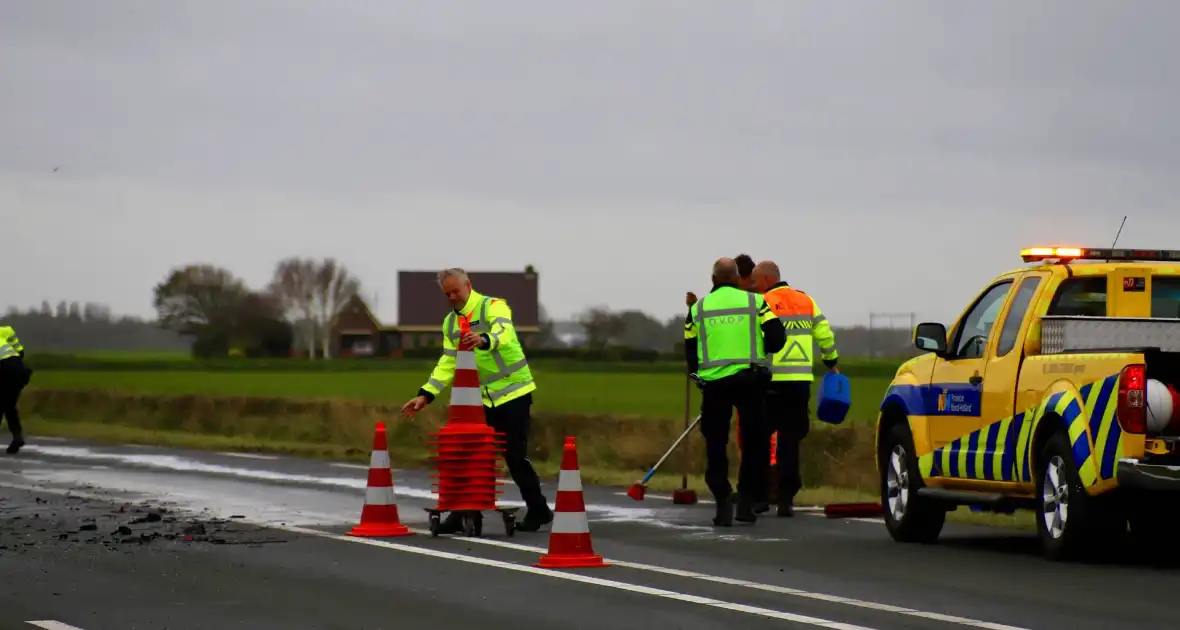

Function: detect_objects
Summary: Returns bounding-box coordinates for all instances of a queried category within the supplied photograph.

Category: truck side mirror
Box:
[914,322,948,356]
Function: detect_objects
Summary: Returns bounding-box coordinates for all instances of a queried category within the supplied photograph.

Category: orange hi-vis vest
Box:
[761,284,838,382]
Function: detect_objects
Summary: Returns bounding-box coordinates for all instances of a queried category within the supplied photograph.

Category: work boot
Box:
[753,501,771,515]
[712,495,734,527]
[437,513,463,535]
[514,505,553,532]
[776,503,794,518]
[6,434,24,455]
[735,496,758,523]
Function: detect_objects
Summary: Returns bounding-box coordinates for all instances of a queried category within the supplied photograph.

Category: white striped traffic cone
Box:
[348,421,412,537]
[535,436,607,568]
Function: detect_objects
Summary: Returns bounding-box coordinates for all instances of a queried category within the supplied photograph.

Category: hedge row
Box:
[26,352,907,379]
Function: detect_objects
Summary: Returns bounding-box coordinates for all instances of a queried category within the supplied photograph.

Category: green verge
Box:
[24,389,1032,530]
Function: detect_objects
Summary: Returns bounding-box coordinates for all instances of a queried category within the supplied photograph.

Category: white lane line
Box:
[27,621,87,630]
[388,527,1027,630]
[330,463,370,470]
[217,452,279,460]
[274,524,878,630]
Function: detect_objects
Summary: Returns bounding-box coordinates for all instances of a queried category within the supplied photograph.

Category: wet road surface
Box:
[0,437,1177,629]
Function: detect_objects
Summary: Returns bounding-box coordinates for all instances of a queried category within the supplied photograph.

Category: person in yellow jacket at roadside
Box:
[400,268,553,533]
[0,324,29,454]
[752,260,839,517]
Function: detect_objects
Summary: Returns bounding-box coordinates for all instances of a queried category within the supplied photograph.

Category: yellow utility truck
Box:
[876,246,1180,561]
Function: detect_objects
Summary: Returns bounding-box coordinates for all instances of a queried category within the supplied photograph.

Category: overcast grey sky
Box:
[3,1,1178,328]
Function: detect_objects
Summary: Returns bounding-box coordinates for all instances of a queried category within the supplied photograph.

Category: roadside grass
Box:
[27,369,893,422]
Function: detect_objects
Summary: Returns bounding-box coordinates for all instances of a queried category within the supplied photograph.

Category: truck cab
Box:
[876,246,1180,561]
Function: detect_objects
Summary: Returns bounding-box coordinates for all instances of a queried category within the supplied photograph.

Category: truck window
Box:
[951,280,1013,359]
[1047,276,1107,317]
[996,276,1042,356]
[1152,276,1180,318]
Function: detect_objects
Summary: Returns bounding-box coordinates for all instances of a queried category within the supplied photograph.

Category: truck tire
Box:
[1035,429,1117,562]
[881,422,946,544]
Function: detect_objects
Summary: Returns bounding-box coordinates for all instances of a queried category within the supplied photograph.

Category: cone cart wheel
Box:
[473,513,484,537]
[462,513,477,537]
[503,511,516,537]
[428,513,441,538]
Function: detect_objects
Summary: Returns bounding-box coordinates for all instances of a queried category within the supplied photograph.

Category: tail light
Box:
[1118,364,1147,434]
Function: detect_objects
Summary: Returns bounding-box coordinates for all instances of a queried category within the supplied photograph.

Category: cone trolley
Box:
[424,315,519,537]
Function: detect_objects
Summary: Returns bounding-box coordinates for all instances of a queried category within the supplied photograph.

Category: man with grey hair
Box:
[684,257,785,525]
[401,267,553,533]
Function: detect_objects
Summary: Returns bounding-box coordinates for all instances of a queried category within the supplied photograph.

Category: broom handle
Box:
[681,373,691,488]
[641,414,702,484]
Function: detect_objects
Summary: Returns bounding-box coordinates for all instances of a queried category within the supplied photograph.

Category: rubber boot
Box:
[735,495,758,523]
[713,495,734,527]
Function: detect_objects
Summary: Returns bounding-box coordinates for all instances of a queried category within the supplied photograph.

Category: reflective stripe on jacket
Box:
[763,284,838,382]
[420,290,536,407]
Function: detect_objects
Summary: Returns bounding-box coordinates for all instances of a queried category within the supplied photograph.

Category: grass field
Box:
[29,369,893,422]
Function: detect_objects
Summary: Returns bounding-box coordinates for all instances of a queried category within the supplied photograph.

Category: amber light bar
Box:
[1020,247,1180,263]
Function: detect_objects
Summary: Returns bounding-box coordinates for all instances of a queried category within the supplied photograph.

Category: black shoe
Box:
[753,501,770,515]
[776,503,794,518]
[6,436,24,455]
[713,497,734,527]
[437,514,463,535]
[514,506,553,532]
[735,497,757,523]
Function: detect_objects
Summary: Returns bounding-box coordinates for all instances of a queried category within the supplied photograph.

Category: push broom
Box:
[628,373,704,501]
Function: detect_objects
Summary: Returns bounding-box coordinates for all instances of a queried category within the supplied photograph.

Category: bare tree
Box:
[311,258,361,359]
[577,305,625,349]
[267,257,319,359]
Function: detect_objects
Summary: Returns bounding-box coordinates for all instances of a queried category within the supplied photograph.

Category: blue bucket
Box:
[816,372,851,425]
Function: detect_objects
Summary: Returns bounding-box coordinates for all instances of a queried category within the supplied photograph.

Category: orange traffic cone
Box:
[535,436,608,569]
[348,421,413,537]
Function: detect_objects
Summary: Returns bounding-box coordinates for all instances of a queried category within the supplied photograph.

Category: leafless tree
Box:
[267,257,319,359]
[311,258,361,359]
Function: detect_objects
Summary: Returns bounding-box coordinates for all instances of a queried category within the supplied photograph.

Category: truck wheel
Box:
[881,423,945,544]
[1036,429,1114,562]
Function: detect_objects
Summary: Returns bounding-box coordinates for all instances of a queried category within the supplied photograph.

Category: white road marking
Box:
[274,523,878,630]
[0,481,1025,630]
[217,452,279,460]
[27,621,87,630]
[385,525,1028,630]
[330,463,370,470]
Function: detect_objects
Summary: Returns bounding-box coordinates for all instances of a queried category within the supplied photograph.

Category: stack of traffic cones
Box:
[426,315,505,513]
[536,437,608,569]
[348,421,413,537]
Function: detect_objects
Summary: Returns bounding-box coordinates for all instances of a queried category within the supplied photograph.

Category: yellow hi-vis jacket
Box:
[418,290,536,407]
[0,326,22,361]
[762,282,838,382]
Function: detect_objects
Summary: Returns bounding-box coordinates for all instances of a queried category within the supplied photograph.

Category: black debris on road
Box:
[0,488,293,554]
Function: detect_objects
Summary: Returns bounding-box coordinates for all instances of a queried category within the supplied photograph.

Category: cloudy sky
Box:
[4,1,1178,328]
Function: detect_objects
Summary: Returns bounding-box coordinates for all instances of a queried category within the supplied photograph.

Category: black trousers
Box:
[0,359,28,439]
[485,393,548,513]
[699,369,769,502]
[766,381,811,504]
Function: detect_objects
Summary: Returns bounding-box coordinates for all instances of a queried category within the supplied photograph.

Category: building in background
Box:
[330,267,541,357]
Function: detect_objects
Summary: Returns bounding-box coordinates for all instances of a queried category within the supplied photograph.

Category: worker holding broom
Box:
[752,260,839,517]
[400,268,554,533]
[684,257,785,526]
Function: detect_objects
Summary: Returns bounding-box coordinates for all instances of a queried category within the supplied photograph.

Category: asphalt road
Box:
[0,437,1178,630]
